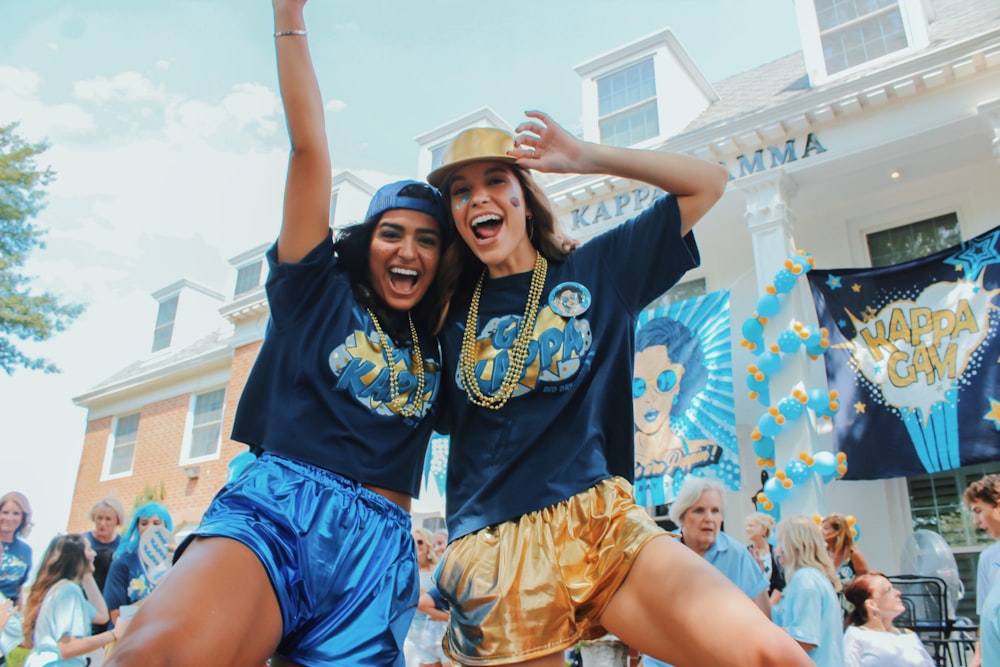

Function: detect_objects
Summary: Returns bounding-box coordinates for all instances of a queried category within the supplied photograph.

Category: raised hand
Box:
[508,110,587,175]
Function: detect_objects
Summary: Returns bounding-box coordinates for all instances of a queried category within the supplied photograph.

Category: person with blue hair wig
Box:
[102,503,173,626]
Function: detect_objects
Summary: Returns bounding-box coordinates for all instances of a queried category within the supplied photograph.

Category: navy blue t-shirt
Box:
[102,551,152,613]
[231,233,442,497]
[439,195,699,540]
[0,537,31,601]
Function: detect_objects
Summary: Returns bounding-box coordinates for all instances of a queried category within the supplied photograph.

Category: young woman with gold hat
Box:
[428,113,812,666]
[106,1,448,665]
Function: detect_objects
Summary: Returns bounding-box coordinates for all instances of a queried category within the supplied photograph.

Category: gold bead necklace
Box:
[459,251,548,410]
[366,309,426,417]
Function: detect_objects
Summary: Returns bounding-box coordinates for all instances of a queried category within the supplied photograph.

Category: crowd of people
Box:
[3,1,999,666]
[0,494,175,667]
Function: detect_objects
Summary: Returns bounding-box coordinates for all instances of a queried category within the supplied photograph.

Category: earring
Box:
[526,215,535,239]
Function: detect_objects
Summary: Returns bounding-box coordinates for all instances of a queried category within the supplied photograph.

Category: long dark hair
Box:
[23,534,89,647]
[335,218,448,341]
[844,572,891,627]
[436,164,573,327]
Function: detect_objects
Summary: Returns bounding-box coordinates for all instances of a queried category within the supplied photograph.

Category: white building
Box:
[71,0,1000,621]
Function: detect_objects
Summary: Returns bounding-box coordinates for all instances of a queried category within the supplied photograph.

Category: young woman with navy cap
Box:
[428,115,813,666]
[106,1,448,665]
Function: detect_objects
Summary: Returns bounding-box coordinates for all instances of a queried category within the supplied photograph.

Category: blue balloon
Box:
[777,395,803,422]
[742,317,765,344]
[756,293,781,319]
[785,459,809,484]
[753,436,776,460]
[807,388,831,414]
[774,269,797,294]
[813,450,838,477]
[803,324,823,347]
[747,375,770,406]
[777,329,802,353]
[757,413,781,438]
[757,351,781,377]
[764,477,789,503]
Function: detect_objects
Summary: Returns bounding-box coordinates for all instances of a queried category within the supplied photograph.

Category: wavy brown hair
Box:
[964,473,1000,508]
[436,164,573,329]
[22,534,89,648]
[822,513,855,570]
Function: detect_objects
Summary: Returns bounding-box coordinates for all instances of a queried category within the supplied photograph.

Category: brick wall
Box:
[67,339,263,535]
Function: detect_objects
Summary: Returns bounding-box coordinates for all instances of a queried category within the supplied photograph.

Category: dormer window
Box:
[797,0,928,84]
[597,58,659,147]
[817,0,907,74]
[152,295,178,352]
[234,260,262,298]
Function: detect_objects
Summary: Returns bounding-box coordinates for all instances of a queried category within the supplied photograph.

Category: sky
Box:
[0,0,802,562]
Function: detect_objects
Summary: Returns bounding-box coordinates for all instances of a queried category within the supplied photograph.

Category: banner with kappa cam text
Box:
[633,289,738,507]
[807,225,1000,480]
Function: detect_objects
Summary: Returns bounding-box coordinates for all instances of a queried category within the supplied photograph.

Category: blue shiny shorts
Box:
[177,452,418,666]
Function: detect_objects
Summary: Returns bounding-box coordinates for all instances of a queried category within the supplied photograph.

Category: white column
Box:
[737,170,826,520]
[978,98,1000,165]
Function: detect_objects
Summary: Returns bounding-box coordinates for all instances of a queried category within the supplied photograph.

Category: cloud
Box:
[0,65,95,139]
[73,71,166,104]
[325,99,347,113]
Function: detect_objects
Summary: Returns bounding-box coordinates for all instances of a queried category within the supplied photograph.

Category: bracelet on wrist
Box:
[109,629,118,642]
[274,30,307,38]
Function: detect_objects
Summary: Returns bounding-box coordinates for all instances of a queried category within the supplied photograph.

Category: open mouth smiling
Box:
[389,267,419,292]
[470,213,502,240]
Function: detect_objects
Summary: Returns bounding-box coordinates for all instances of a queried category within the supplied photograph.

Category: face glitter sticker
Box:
[548,282,591,318]
[510,196,521,208]
[455,193,470,209]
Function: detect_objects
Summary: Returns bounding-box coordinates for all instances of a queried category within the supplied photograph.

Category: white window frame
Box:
[151,294,178,352]
[596,58,659,147]
[102,413,139,480]
[233,260,263,298]
[179,387,226,465]
[796,0,928,85]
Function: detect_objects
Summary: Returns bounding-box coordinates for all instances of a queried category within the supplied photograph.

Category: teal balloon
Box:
[807,388,830,414]
[756,293,781,318]
[764,477,789,503]
[753,436,775,460]
[757,413,780,438]
[791,254,812,274]
[806,342,828,357]
[757,351,781,377]
[742,317,765,345]
[812,450,838,477]
[774,269,797,293]
[785,459,809,484]
[747,375,770,406]
[777,396,803,421]
[804,325,823,346]
[777,329,802,353]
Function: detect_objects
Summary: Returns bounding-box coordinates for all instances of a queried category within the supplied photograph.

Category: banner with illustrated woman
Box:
[633,290,739,507]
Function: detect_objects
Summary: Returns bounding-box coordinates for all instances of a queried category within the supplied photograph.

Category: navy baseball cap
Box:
[365,180,447,231]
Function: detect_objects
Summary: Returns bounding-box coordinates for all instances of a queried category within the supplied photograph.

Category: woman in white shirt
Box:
[842,572,934,667]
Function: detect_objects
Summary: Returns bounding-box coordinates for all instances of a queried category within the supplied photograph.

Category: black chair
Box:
[887,574,978,667]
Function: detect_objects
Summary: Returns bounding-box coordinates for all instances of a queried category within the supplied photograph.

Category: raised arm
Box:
[273,0,331,264]
[509,110,728,235]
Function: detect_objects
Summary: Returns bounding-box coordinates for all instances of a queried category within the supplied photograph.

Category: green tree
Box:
[0,122,84,374]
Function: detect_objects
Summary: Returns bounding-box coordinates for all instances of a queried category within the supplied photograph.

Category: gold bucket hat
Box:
[427,127,517,188]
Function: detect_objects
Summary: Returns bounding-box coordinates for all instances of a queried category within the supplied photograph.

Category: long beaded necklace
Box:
[366,308,426,417]
[460,251,548,410]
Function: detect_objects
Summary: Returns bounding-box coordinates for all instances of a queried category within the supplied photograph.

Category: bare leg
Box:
[600,535,812,667]
[106,537,283,667]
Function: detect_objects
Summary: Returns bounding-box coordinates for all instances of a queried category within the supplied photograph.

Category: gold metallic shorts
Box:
[437,476,666,665]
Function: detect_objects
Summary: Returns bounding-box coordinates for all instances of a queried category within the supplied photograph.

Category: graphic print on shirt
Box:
[329,323,440,419]
[127,573,151,602]
[457,304,593,397]
[0,552,27,587]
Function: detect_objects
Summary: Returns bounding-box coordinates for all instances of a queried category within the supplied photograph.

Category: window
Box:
[908,462,1000,622]
[430,144,447,172]
[186,388,225,460]
[646,278,707,311]
[234,261,262,297]
[107,413,139,476]
[152,295,178,352]
[814,0,908,75]
[597,59,659,147]
[866,213,960,268]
